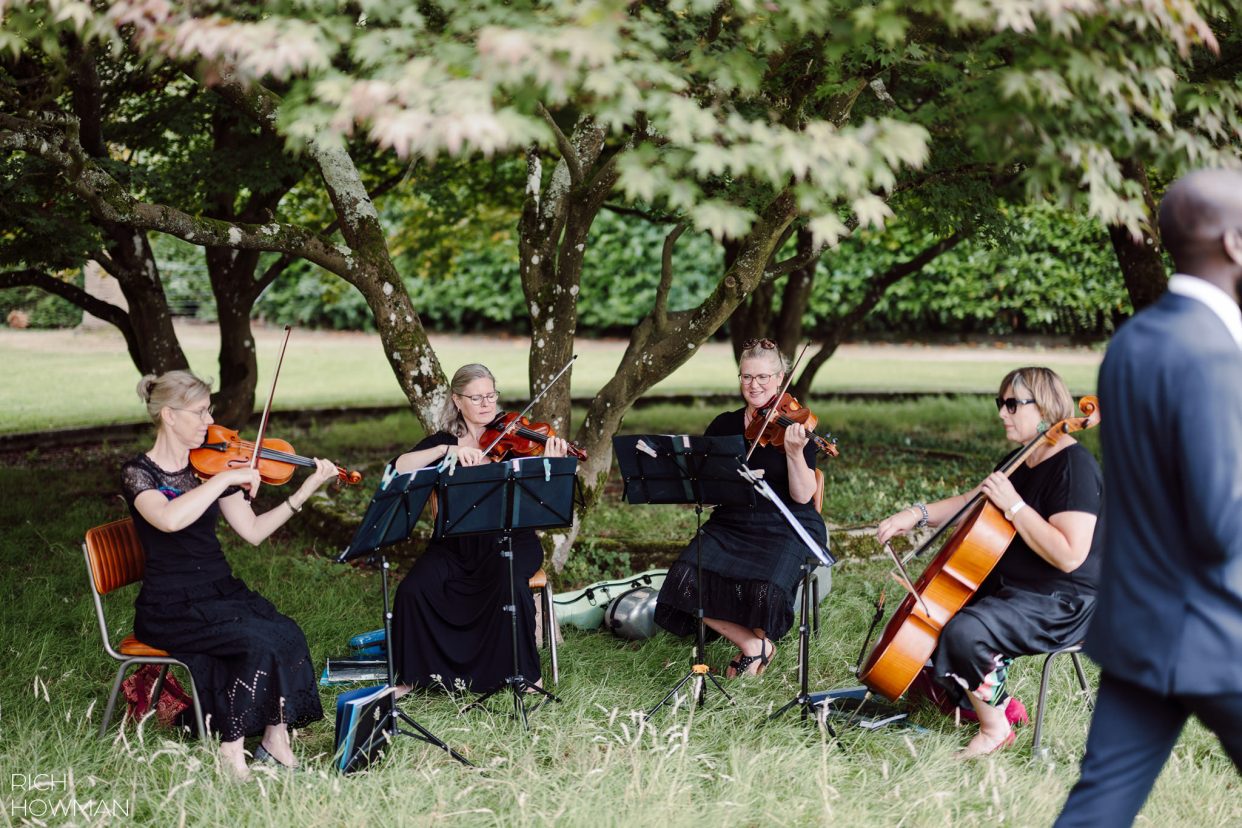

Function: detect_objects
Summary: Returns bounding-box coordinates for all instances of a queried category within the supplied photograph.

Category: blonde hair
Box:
[438,363,497,437]
[998,366,1074,423]
[136,370,213,430]
[738,340,791,374]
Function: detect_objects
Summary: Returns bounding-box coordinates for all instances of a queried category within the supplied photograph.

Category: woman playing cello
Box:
[389,363,569,695]
[875,367,1102,757]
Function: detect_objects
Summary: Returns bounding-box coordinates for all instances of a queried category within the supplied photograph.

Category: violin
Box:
[480,412,589,462]
[191,424,363,486]
[745,392,840,458]
[857,395,1100,701]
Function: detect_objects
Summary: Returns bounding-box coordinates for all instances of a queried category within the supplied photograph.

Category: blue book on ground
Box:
[333,685,395,774]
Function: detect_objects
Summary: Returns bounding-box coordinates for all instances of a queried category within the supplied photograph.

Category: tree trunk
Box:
[101,228,191,374]
[210,77,450,429]
[774,228,817,352]
[549,189,802,570]
[206,246,262,424]
[1107,160,1165,311]
[519,122,610,434]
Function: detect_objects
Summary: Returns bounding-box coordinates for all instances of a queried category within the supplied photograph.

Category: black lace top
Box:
[120,455,235,591]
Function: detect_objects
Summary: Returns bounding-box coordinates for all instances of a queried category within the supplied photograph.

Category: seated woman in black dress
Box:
[654,338,827,677]
[876,366,1102,757]
[390,363,568,695]
[121,371,339,779]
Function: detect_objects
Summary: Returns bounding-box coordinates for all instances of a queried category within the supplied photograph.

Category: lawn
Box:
[1,398,1236,828]
[0,323,1103,433]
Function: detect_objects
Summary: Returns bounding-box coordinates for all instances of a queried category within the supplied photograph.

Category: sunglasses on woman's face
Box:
[741,338,777,350]
[995,397,1037,414]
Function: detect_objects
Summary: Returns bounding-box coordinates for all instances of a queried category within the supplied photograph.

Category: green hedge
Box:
[18,205,1132,339]
[0,278,85,329]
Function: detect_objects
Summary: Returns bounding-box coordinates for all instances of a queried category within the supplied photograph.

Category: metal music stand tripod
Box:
[738,467,838,732]
[439,456,578,729]
[613,434,755,719]
[336,464,471,766]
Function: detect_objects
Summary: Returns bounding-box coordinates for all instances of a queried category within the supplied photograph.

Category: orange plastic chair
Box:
[83,518,207,740]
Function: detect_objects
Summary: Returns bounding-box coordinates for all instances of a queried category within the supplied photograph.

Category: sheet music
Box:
[739,465,835,567]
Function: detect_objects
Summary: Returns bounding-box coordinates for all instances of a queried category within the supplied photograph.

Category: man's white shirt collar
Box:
[1167,274,1242,349]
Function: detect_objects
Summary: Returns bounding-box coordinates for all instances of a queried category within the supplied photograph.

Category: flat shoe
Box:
[253,743,301,771]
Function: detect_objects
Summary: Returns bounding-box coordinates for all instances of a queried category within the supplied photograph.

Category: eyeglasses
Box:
[455,392,499,405]
[741,338,778,351]
[739,373,778,386]
[171,404,214,421]
[995,397,1037,414]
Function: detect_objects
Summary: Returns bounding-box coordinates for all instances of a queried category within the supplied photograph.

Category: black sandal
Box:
[727,639,773,677]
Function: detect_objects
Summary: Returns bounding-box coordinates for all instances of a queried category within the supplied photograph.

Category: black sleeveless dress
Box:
[121,455,323,741]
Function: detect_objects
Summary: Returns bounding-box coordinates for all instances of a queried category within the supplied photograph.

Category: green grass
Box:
[2,402,1236,828]
[0,325,1102,433]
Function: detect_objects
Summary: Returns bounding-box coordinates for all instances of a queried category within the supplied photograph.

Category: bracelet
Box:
[910,502,929,529]
[287,498,302,514]
[1005,500,1026,521]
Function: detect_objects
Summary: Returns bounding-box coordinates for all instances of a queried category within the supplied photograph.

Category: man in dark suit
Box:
[1055,169,1242,827]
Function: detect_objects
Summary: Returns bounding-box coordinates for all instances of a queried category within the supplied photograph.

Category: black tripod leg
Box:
[703,671,733,702]
[462,683,507,714]
[769,694,807,720]
[645,671,700,720]
[394,709,473,766]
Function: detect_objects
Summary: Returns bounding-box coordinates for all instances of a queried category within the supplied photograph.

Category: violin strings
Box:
[222,440,314,467]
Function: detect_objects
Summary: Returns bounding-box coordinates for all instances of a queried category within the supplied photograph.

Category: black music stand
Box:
[613,434,755,718]
[336,464,471,766]
[437,456,578,729]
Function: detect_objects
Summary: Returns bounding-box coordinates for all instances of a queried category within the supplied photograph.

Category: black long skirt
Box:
[391,530,542,692]
[133,576,323,742]
[932,582,1096,707]
[654,511,827,642]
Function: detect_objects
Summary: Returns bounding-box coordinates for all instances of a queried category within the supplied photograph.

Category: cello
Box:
[858,395,1100,701]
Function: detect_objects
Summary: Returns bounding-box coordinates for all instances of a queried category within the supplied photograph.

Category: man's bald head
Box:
[1159,169,1242,282]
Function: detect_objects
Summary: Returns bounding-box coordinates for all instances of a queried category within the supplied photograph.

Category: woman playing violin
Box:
[120,371,339,779]
[389,363,569,694]
[875,367,1102,757]
[654,338,828,677]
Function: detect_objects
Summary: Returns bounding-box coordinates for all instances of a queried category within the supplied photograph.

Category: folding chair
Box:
[1031,643,1094,759]
[83,517,207,740]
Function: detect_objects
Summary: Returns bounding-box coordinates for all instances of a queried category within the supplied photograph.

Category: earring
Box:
[1037,421,1049,434]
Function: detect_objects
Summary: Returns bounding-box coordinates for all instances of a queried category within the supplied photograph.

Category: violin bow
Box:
[743,341,809,463]
[249,326,292,473]
[479,354,577,460]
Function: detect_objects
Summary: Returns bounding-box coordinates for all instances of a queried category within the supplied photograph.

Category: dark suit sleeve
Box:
[1173,348,1242,564]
